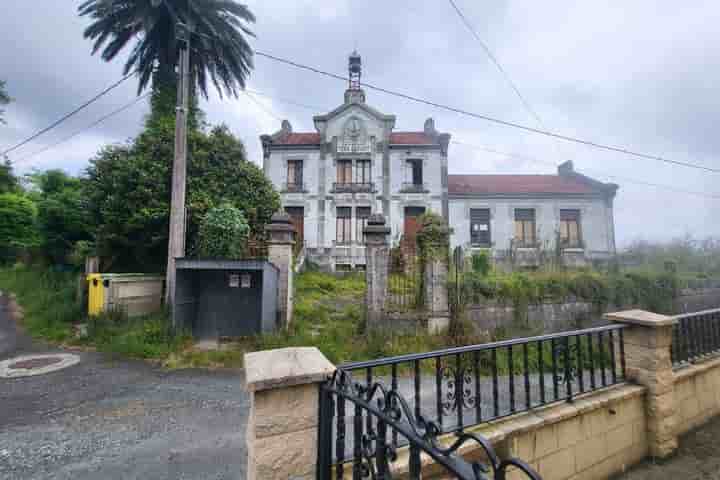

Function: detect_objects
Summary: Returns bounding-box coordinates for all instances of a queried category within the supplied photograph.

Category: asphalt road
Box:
[0,298,249,480]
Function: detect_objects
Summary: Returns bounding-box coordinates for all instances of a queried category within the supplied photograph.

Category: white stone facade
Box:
[260,56,617,270]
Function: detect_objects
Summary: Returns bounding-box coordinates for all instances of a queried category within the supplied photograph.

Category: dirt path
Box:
[0,298,249,480]
[619,416,720,480]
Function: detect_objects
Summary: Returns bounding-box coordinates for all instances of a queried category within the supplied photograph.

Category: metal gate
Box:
[317,369,542,479]
[385,248,423,313]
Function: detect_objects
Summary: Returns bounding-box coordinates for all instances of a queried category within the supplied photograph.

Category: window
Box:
[336,207,352,244]
[406,159,423,185]
[470,208,491,247]
[514,209,536,247]
[286,160,303,190]
[356,207,371,243]
[357,160,371,184]
[560,209,582,248]
[337,160,353,185]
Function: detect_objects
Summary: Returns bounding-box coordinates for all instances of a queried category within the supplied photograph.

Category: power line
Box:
[1,71,136,157]
[254,50,720,174]
[451,140,720,200]
[246,89,320,111]
[242,90,282,121]
[447,0,545,128]
[15,93,150,165]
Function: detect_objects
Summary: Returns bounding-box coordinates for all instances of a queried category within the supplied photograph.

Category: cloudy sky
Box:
[1,1,718,246]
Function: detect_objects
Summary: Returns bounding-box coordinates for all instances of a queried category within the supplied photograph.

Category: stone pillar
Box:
[420,224,451,334]
[606,309,678,458]
[425,252,450,334]
[364,214,391,330]
[245,347,336,480]
[266,212,295,329]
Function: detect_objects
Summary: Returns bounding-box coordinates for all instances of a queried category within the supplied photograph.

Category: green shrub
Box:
[471,252,491,276]
[197,203,249,259]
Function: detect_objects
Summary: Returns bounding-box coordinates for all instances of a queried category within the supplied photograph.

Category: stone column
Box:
[364,214,391,330]
[245,347,336,480]
[266,212,295,329]
[606,309,678,458]
[420,224,451,334]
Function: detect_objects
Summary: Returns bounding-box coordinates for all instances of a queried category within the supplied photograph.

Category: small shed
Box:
[173,259,279,338]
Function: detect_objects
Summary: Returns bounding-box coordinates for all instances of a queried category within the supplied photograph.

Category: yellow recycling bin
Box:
[87,273,105,316]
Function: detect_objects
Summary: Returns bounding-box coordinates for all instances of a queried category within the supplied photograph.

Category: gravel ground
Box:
[0,299,249,480]
[619,415,720,480]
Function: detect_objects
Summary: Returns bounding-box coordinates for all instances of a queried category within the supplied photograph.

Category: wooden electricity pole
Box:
[165,24,191,312]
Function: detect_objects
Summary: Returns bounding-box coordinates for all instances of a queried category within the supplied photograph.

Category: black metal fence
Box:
[386,248,423,312]
[318,324,627,475]
[672,308,720,366]
[318,370,542,479]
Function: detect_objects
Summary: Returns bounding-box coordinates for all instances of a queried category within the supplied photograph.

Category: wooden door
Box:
[403,206,425,252]
[284,206,304,247]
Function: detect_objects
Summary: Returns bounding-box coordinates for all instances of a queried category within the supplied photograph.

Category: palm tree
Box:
[79,0,255,119]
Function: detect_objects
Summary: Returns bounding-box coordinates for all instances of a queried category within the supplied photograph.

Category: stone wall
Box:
[674,356,720,436]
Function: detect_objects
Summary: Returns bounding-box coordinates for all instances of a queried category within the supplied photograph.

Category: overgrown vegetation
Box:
[0,267,188,360]
[196,203,250,259]
[452,270,680,324]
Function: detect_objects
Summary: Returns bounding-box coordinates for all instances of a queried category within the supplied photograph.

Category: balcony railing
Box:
[281,182,306,193]
[332,182,374,193]
[401,182,428,193]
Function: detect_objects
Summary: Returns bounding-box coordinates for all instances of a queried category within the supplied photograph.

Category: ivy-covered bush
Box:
[471,252,491,276]
[197,203,249,259]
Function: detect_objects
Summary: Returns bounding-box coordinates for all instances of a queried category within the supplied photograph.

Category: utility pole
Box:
[165,22,191,312]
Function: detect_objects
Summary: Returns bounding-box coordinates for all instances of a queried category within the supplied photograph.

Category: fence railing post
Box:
[605,309,678,458]
[244,347,336,480]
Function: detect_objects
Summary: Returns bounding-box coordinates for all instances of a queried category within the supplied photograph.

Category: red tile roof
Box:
[273,132,321,145]
[448,174,594,195]
[389,132,437,145]
[270,131,439,146]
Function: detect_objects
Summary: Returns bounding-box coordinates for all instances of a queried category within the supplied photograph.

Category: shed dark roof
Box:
[448,174,595,195]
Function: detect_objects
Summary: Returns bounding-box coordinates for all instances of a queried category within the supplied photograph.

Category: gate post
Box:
[266,212,296,329]
[245,347,336,480]
[364,214,391,330]
[606,309,678,459]
[418,221,451,334]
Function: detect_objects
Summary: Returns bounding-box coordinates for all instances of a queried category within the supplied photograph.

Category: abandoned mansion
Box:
[261,53,618,270]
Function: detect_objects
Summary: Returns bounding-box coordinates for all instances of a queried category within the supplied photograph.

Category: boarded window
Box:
[337,160,353,184]
[336,207,352,244]
[514,209,536,247]
[287,160,303,188]
[470,208,491,246]
[356,207,371,243]
[560,209,582,247]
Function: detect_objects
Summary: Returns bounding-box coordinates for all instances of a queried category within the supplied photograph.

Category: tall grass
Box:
[0,267,81,341]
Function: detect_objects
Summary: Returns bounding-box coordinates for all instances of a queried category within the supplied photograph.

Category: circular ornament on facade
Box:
[0,354,80,378]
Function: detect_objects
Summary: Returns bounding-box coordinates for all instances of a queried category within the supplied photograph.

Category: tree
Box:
[0,79,10,124]
[0,193,38,262]
[27,170,92,264]
[197,203,249,259]
[84,119,279,272]
[0,160,19,194]
[78,0,256,122]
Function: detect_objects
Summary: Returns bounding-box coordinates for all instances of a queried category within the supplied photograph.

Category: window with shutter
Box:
[336,207,352,244]
[470,208,491,247]
[514,209,536,247]
[356,207,371,243]
[560,209,582,247]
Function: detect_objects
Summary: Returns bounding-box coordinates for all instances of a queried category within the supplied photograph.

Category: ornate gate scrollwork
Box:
[319,370,542,480]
